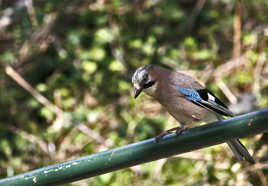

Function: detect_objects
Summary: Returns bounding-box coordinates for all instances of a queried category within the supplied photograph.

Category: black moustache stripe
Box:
[143,81,155,89]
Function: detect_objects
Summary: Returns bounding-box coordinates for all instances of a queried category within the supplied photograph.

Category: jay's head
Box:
[132,65,157,98]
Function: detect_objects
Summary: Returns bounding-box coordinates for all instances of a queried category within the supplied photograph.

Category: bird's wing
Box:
[168,71,204,89]
[176,86,234,117]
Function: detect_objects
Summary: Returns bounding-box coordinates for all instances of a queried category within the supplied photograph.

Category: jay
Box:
[132,64,254,164]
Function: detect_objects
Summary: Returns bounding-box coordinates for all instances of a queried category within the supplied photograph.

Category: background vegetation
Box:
[1,0,268,185]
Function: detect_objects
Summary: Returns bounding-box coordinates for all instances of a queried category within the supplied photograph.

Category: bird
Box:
[132,64,255,164]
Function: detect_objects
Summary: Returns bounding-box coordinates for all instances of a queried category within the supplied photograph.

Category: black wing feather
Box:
[194,89,233,117]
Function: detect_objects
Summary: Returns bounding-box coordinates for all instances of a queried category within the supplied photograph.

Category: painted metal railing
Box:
[1,109,268,186]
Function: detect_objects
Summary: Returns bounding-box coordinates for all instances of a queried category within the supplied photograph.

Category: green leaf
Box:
[109,60,125,72]
[40,107,54,121]
[95,28,115,44]
[82,61,98,74]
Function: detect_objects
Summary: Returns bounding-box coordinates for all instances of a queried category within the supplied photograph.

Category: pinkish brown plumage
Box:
[145,65,215,124]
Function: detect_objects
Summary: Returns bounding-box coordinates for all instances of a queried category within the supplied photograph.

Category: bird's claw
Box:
[154,126,187,143]
[175,126,187,135]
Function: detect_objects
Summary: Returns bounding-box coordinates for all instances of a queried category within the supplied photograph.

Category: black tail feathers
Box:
[227,139,255,164]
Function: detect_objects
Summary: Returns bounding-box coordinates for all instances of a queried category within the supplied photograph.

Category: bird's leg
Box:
[155,126,188,143]
[175,125,187,135]
[154,130,173,143]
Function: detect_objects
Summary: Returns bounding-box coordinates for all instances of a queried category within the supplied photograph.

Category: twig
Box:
[246,161,268,171]
[5,65,112,148]
[253,28,268,101]
[25,0,38,27]
[8,126,50,155]
[216,78,237,104]
[77,123,112,148]
[192,0,206,17]
[5,66,63,116]
[213,56,248,103]
[233,0,242,58]
[257,169,268,186]
[246,161,268,186]
[213,55,247,77]
[18,13,57,63]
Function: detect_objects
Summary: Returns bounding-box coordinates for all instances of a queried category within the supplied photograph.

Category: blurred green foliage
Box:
[0,0,268,185]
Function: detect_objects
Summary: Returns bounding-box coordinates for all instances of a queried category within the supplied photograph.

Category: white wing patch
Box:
[207,92,216,101]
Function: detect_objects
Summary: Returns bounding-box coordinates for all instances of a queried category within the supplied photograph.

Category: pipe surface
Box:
[1,109,268,186]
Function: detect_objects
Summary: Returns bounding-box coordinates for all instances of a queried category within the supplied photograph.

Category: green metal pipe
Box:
[1,109,268,186]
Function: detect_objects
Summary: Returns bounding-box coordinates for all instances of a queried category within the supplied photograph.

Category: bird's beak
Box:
[134,88,142,98]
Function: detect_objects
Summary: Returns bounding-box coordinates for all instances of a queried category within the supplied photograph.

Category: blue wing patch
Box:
[176,86,233,117]
[176,86,202,101]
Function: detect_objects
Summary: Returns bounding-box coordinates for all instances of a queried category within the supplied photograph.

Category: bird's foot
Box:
[155,132,168,143]
[154,126,187,143]
[175,125,187,135]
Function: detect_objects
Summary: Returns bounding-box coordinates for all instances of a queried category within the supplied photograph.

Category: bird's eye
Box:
[142,73,148,82]
[143,81,155,89]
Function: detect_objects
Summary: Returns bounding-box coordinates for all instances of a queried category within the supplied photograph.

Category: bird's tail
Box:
[227,139,255,164]
[216,114,255,164]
